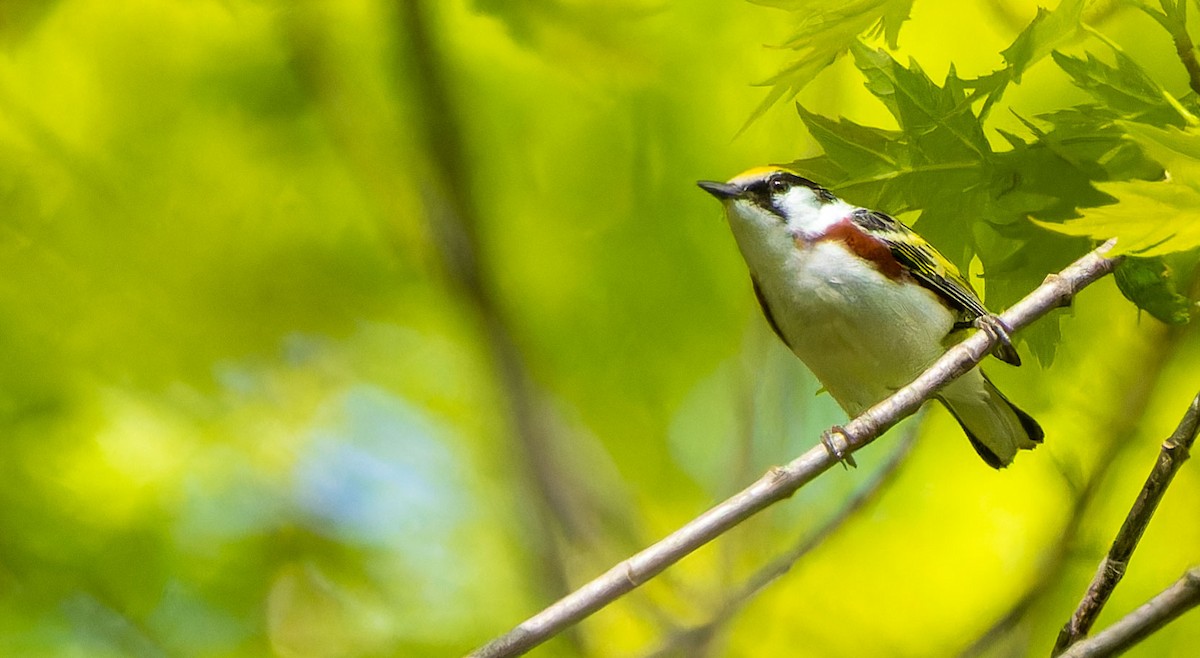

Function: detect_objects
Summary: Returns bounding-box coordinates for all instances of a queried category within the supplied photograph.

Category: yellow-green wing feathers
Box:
[848,209,987,319]
[849,208,1022,366]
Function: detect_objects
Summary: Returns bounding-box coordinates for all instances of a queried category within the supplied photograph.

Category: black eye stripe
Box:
[743,183,784,218]
[746,172,836,212]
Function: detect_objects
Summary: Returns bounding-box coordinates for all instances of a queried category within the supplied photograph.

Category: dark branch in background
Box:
[393,0,600,624]
[1059,567,1200,658]
[648,412,924,657]
[467,241,1120,658]
[287,2,589,623]
[1052,391,1200,655]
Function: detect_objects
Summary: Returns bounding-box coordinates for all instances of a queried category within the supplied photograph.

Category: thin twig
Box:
[963,247,1200,655]
[959,318,1180,656]
[1058,566,1200,658]
[466,240,1119,658]
[1051,391,1200,655]
[648,411,924,657]
[1140,0,1200,96]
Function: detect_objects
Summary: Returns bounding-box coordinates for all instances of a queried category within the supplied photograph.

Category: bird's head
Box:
[698,166,847,245]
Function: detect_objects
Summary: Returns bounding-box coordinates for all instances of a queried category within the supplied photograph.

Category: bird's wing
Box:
[849,208,988,320]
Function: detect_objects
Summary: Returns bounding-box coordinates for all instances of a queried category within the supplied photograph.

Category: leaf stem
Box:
[1137,0,1200,95]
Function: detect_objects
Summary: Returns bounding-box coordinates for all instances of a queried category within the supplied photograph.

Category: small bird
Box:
[698,166,1042,468]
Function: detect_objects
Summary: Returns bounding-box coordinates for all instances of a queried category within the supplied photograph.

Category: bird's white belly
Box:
[759,240,956,416]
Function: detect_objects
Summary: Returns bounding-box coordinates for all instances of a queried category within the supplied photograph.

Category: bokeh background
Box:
[0,0,1197,656]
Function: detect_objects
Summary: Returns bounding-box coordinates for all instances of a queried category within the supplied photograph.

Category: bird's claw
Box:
[821,426,858,469]
[975,314,1021,366]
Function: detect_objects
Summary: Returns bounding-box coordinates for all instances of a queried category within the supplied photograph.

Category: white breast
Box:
[746,238,956,416]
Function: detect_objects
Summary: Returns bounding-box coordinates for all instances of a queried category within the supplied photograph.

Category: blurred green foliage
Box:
[0,1,1198,657]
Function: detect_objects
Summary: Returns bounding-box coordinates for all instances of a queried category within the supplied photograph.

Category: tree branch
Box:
[963,251,1200,656]
[1052,390,1200,655]
[649,412,923,657]
[1058,566,1200,658]
[958,320,1176,657]
[466,239,1119,658]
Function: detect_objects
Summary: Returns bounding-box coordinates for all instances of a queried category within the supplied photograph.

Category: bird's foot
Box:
[975,314,1021,366]
[821,426,858,470]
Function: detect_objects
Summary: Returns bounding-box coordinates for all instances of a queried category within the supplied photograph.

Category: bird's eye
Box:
[768,177,788,194]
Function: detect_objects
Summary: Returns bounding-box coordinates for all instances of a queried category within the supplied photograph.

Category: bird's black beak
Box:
[697,180,740,200]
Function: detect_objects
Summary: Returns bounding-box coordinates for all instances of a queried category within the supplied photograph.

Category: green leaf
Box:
[1025,109,1165,181]
[755,0,913,50]
[850,42,991,161]
[743,0,914,128]
[972,0,1087,117]
[992,114,1126,218]
[790,47,995,216]
[1001,0,1087,81]
[1121,120,1200,168]
[1114,256,1192,324]
[1050,38,1197,125]
[784,155,851,189]
[1033,179,1200,255]
[795,105,901,178]
[1035,123,1200,256]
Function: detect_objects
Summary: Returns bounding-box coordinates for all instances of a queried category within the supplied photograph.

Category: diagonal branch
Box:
[960,316,1182,657]
[648,412,923,657]
[1058,566,1200,658]
[1052,390,1200,655]
[467,239,1119,658]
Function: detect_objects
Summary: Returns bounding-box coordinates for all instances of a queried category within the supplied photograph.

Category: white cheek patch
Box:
[815,200,856,233]
[774,186,820,221]
[780,191,855,240]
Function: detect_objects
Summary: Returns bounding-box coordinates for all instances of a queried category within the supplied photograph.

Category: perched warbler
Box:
[698,166,1042,468]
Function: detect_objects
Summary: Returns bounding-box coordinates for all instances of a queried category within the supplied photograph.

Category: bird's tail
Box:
[938,371,1043,468]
